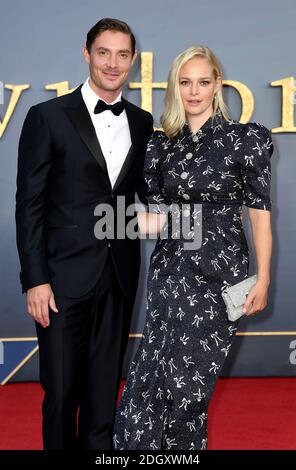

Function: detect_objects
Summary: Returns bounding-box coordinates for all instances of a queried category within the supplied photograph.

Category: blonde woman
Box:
[113,46,273,450]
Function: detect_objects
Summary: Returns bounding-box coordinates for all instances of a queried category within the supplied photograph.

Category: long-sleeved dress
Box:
[113,109,273,450]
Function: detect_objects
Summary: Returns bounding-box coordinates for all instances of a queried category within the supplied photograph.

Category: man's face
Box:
[83,30,137,95]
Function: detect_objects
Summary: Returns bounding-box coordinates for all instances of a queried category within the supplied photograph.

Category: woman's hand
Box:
[137,211,167,235]
[242,280,269,316]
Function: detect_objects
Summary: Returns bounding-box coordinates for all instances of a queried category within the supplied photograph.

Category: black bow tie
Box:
[94,99,125,116]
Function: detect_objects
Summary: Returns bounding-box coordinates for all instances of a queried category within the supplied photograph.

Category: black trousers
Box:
[36,253,134,450]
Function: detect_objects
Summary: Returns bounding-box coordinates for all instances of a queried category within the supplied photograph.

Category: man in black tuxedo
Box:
[15,18,153,450]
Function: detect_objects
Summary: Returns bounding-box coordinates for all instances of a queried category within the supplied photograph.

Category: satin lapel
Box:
[64,89,110,181]
[113,99,139,192]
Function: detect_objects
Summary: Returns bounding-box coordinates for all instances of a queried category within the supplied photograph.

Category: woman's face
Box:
[179,57,221,118]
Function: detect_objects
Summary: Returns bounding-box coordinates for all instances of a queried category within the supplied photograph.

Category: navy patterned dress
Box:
[113,109,273,450]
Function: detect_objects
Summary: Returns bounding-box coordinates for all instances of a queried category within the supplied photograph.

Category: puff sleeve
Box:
[238,122,274,210]
[143,131,167,214]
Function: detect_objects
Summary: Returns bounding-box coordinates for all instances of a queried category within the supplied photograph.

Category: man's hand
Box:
[26,284,58,328]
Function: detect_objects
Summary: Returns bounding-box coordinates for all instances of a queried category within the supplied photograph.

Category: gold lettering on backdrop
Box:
[129,52,167,113]
[0,84,30,138]
[128,54,255,122]
[271,76,296,132]
[45,81,77,96]
[0,67,295,138]
[223,80,254,123]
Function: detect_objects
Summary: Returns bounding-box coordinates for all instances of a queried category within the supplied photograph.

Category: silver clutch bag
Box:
[221,275,257,321]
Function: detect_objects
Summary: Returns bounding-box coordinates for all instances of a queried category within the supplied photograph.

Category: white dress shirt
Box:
[81,77,132,189]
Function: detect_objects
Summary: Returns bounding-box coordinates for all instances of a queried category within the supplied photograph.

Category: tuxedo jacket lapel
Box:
[64,87,110,179]
[64,88,141,193]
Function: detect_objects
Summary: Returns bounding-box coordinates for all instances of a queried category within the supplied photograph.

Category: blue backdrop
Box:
[0,0,295,383]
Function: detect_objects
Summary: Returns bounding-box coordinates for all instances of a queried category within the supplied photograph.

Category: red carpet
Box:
[0,378,295,450]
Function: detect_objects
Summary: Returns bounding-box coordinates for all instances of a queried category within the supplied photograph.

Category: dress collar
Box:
[183,107,225,137]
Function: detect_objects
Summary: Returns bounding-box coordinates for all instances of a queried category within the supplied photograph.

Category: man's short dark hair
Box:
[86,18,136,54]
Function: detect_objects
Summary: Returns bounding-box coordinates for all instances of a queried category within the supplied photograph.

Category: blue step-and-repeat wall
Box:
[0,0,296,383]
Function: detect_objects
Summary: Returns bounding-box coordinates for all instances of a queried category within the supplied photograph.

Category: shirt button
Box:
[183,209,190,217]
[181,172,188,179]
[107,242,111,248]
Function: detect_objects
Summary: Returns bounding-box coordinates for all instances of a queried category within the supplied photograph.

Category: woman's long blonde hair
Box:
[160,45,231,138]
